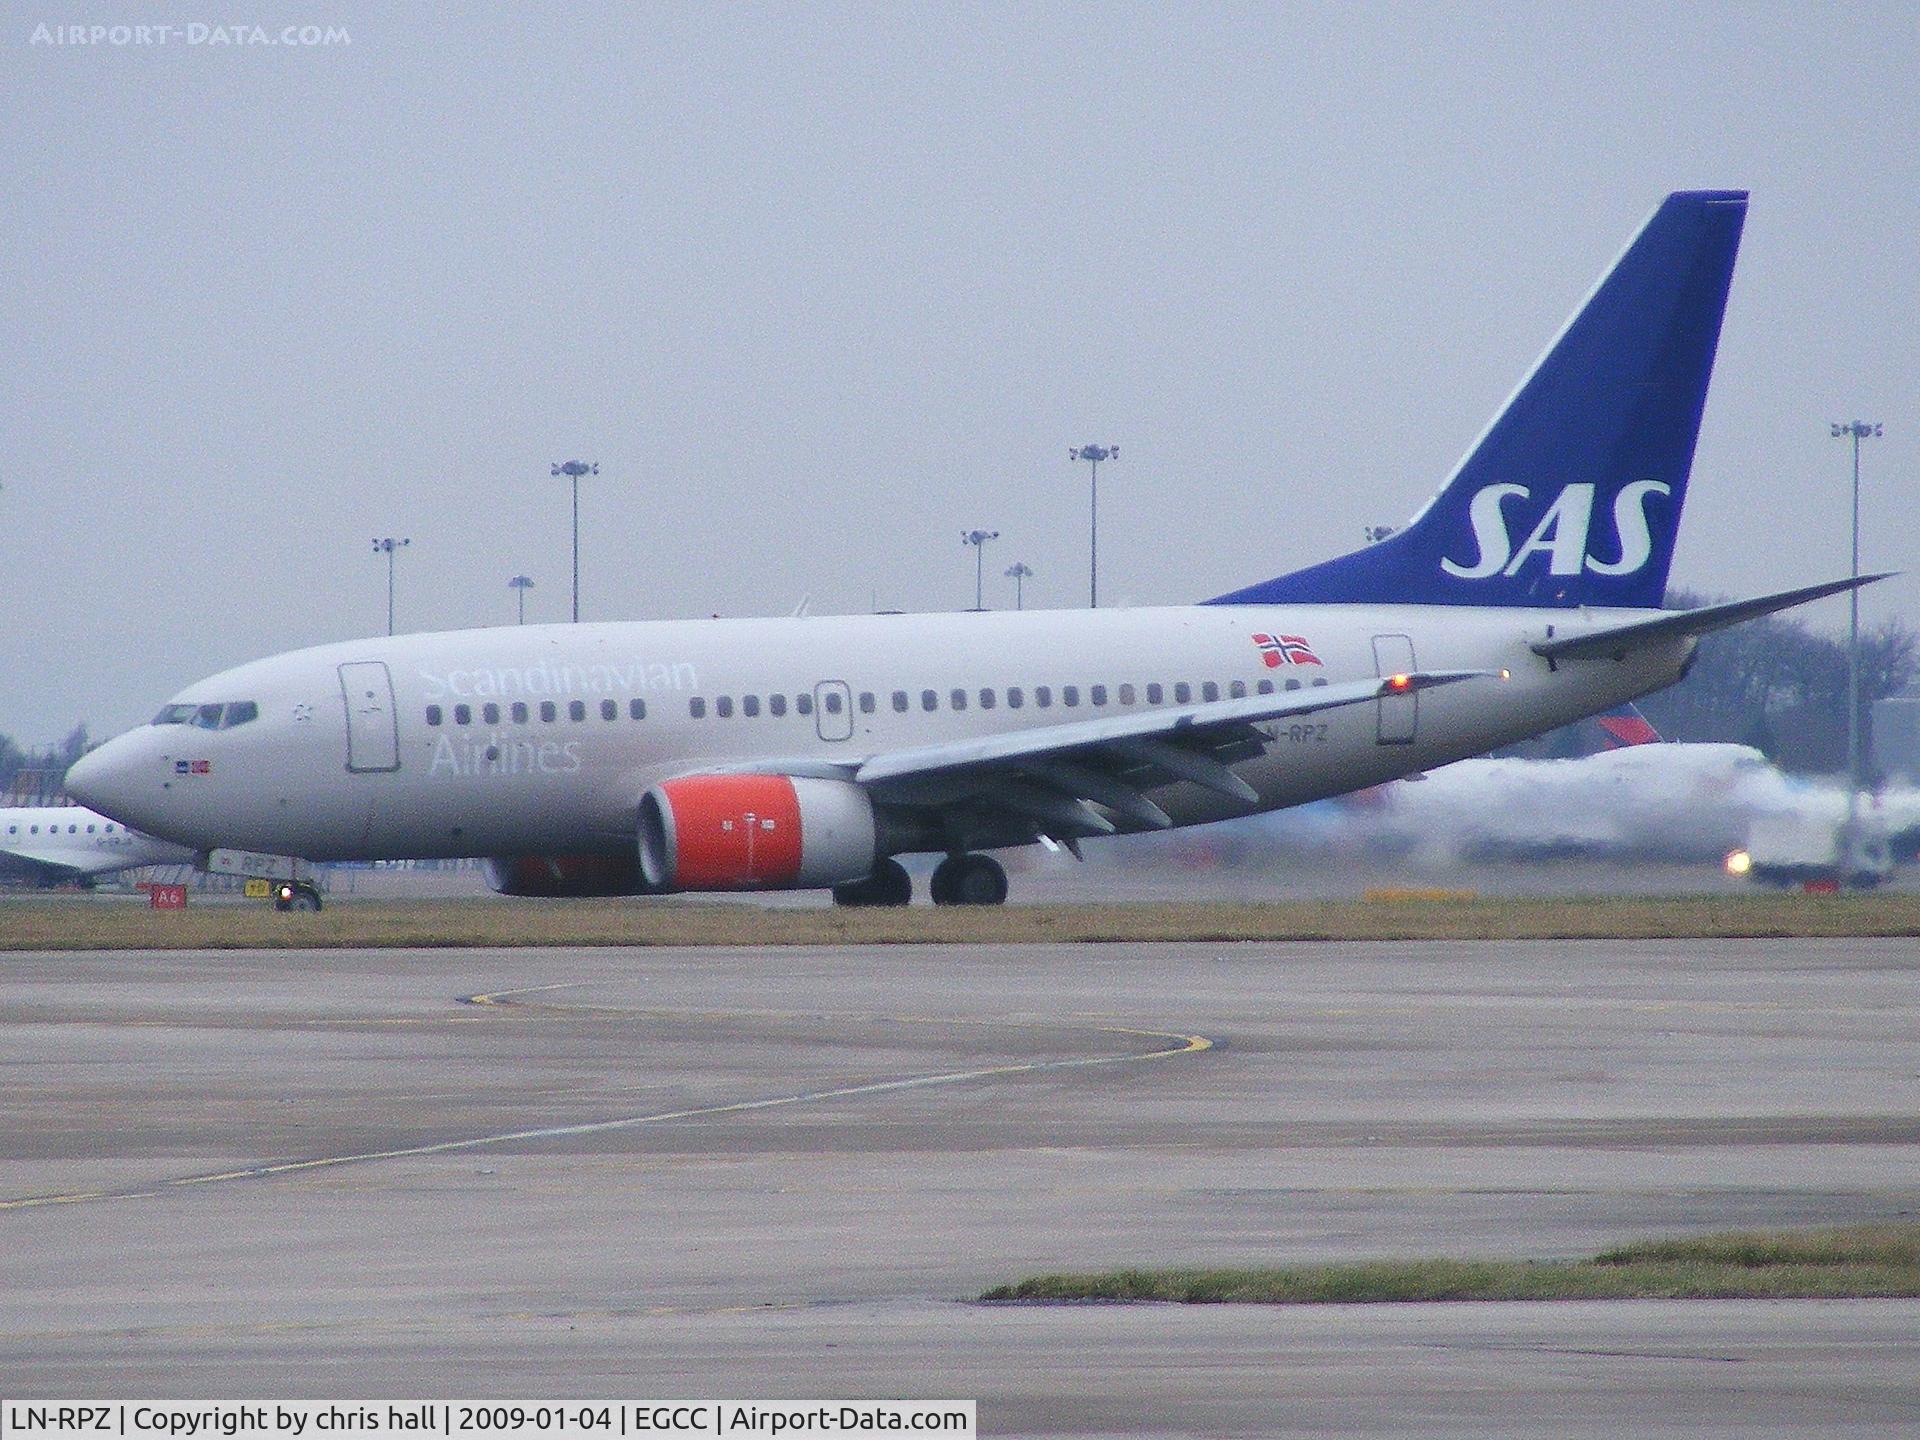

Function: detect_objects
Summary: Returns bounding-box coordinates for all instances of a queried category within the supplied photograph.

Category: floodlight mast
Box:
[371,537,410,636]
[1829,420,1882,842]
[962,529,1000,610]
[551,461,598,622]
[1005,560,1033,610]
[1070,445,1118,607]
[508,574,534,625]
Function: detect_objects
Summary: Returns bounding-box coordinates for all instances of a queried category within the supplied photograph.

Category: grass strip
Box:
[6,892,1920,951]
[981,1223,1920,1303]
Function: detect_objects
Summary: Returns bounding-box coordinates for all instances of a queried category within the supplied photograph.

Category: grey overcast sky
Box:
[4,2,1917,746]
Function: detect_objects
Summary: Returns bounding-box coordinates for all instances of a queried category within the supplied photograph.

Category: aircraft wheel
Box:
[832,858,912,908]
[872,857,912,906]
[276,882,323,912]
[931,853,1007,906]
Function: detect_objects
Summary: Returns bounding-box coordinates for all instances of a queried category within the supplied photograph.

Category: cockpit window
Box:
[152,700,260,728]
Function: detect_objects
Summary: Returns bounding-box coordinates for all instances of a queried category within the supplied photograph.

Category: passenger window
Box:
[426,705,443,726]
[796,693,813,716]
[716,696,734,718]
[1202,682,1220,702]
[1311,677,1328,688]
[1174,683,1192,703]
[770,694,787,717]
[1230,680,1247,699]
[454,703,472,725]
[87,824,96,833]
[1119,684,1136,705]
[689,698,707,718]
[1257,679,1274,695]
[980,689,995,710]
[922,690,938,712]
[629,698,647,720]
[1090,685,1108,707]
[1062,686,1079,707]
[222,701,258,728]
[1007,687,1023,710]
[1285,678,1301,691]
[106,824,116,832]
[601,699,618,721]
[483,703,501,725]
[510,702,527,723]
[893,690,909,713]
[1147,683,1163,704]
[824,691,843,714]
[569,700,587,721]
[951,689,968,711]
[742,695,760,717]
[859,692,875,714]
[541,700,558,722]
[1035,686,1052,708]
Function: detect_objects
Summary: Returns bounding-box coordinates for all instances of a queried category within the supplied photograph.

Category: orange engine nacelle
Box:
[637,774,878,891]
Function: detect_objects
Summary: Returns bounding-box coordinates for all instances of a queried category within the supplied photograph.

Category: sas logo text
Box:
[1252,633,1322,668]
[1441,480,1669,579]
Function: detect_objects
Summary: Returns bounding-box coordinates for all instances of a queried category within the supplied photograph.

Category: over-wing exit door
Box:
[1371,635,1417,745]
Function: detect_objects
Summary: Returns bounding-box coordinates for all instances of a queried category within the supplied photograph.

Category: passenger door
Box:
[339,661,401,772]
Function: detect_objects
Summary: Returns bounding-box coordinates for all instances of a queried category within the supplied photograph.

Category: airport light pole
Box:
[371,537,410,636]
[1830,420,1882,833]
[962,529,999,610]
[551,461,597,623]
[1005,560,1033,610]
[508,573,534,625]
[1070,445,1118,608]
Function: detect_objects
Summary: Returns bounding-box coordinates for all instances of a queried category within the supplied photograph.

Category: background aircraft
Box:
[0,805,195,888]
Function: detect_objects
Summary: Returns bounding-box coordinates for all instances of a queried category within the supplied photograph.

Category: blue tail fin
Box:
[1209,190,1747,609]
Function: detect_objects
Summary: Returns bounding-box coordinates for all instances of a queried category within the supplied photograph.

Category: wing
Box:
[709,670,1496,850]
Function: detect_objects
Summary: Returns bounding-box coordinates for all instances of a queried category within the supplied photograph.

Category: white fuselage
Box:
[0,805,197,880]
[69,604,1690,863]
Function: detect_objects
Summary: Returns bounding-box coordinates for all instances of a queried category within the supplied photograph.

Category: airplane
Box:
[67,189,1886,908]
[0,804,196,888]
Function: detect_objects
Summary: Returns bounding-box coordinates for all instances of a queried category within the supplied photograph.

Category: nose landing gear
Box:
[929,853,1008,906]
[273,881,323,912]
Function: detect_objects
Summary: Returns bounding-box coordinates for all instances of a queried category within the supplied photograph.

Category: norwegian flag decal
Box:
[1252,632,1323,668]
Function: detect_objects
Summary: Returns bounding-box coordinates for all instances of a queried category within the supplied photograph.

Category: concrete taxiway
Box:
[1,937,1917,1435]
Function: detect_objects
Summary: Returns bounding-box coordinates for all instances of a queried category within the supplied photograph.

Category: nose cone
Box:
[65,733,151,829]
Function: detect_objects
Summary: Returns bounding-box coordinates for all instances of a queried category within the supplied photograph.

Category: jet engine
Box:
[485,853,650,897]
[638,774,878,891]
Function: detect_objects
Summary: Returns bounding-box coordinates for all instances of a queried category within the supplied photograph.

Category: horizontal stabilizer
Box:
[1531,574,1893,661]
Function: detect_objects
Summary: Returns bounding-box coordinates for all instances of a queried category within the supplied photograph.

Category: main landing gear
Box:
[929,853,1008,907]
[831,857,913,908]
